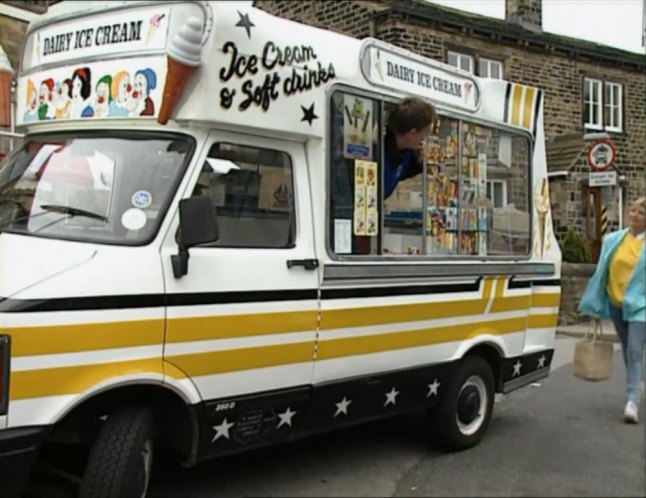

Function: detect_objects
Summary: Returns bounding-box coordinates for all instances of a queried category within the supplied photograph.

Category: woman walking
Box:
[579,196,646,423]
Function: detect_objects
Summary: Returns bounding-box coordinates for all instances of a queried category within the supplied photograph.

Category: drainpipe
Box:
[618,176,626,228]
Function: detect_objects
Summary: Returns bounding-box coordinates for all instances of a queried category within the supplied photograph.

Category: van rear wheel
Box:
[427,355,494,451]
[79,406,155,498]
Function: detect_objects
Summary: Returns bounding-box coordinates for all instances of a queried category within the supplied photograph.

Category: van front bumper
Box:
[0,426,48,497]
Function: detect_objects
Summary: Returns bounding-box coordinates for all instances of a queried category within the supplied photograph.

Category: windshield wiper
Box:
[40,204,108,222]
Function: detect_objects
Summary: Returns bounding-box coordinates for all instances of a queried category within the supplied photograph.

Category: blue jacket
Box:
[578,228,645,322]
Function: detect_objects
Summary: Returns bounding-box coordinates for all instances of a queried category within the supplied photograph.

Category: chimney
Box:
[506,0,542,32]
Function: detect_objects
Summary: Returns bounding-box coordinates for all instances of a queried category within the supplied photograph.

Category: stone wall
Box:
[559,262,596,325]
[0,15,28,74]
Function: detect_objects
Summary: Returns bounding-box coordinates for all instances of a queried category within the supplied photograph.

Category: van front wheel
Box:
[427,355,494,452]
[79,406,155,498]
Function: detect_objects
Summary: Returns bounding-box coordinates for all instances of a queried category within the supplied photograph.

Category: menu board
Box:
[425,117,458,254]
[459,122,489,256]
[425,118,493,256]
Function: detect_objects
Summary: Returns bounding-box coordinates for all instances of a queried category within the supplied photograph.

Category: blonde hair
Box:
[111,71,129,99]
[631,196,646,214]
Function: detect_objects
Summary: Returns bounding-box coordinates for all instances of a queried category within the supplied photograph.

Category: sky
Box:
[427,0,645,54]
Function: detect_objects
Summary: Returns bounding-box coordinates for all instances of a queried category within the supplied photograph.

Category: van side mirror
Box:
[172,196,219,278]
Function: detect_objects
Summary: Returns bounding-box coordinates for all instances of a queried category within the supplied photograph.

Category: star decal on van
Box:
[384,387,399,407]
[537,355,547,369]
[277,407,296,428]
[212,418,234,442]
[301,103,318,126]
[427,379,441,397]
[235,11,255,39]
[512,360,522,377]
[334,397,352,417]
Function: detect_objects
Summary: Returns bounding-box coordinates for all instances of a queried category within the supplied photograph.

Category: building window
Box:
[604,82,622,131]
[486,180,507,208]
[479,58,503,79]
[447,51,474,73]
[584,78,622,132]
[583,78,602,129]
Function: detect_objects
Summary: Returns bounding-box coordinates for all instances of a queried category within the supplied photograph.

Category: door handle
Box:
[286,259,319,270]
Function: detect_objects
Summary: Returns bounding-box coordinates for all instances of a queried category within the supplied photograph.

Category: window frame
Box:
[478,58,503,79]
[325,85,534,262]
[447,50,475,74]
[604,81,623,132]
[188,141,297,250]
[583,77,603,130]
[486,179,508,208]
[583,77,623,132]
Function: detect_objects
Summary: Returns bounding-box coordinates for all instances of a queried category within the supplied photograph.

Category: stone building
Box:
[255,0,646,262]
[0,1,60,155]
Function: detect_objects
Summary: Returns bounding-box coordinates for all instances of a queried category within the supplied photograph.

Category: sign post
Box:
[588,140,617,171]
[588,139,617,187]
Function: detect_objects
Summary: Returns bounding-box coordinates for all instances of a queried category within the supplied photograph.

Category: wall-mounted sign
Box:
[589,170,617,187]
[361,44,479,112]
[25,6,170,70]
[588,140,617,171]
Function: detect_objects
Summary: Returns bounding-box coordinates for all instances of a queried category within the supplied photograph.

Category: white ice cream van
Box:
[0,1,561,496]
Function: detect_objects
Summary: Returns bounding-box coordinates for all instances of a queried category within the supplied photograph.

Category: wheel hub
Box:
[457,385,481,425]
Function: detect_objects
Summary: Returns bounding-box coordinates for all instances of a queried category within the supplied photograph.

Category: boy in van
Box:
[383,97,437,199]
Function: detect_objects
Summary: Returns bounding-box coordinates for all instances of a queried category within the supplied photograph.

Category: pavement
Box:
[556,319,620,343]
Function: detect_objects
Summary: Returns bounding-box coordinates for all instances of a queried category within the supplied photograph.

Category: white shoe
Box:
[624,401,639,424]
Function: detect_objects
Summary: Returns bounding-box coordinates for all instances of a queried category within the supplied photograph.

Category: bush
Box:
[560,228,592,264]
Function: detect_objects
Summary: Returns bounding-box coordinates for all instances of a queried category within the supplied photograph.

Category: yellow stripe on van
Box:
[166,341,314,378]
[166,310,318,343]
[511,84,524,125]
[491,295,532,313]
[9,319,164,357]
[321,278,495,330]
[317,317,528,360]
[522,86,536,129]
[528,313,559,329]
[531,293,561,308]
[10,358,164,400]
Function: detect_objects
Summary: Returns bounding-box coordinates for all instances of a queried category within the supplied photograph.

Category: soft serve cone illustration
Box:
[534,178,550,257]
[157,16,203,125]
[147,14,166,45]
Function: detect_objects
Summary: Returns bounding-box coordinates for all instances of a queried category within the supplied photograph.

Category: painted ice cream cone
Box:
[146,14,166,45]
[157,16,203,125]
[375,60,383,80]
[535,178,549,257]
[147,25,157,45]
[538,212,546,255]
[464,82,473,104]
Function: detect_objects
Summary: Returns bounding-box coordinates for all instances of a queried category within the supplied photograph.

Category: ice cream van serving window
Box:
[0,133,193,245]
[328,90,531,258]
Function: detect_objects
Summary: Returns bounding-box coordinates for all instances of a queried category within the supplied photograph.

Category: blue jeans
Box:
[609,304,646,404]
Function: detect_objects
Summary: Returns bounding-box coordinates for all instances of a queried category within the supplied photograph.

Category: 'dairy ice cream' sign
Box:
[27,6,170,69]
[362,45,480,112]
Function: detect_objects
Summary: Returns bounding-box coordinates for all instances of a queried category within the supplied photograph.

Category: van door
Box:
[160,132,319,455]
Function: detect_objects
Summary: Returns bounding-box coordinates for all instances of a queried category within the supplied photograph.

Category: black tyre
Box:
[79,406,155,498]
[427,355,495,452]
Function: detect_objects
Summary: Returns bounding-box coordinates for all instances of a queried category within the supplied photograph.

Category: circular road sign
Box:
[588,140,617,171]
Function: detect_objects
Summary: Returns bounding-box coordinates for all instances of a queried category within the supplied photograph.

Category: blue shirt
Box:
[383,128,423,199]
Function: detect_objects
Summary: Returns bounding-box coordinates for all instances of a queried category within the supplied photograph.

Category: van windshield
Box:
[0,133,193,245]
